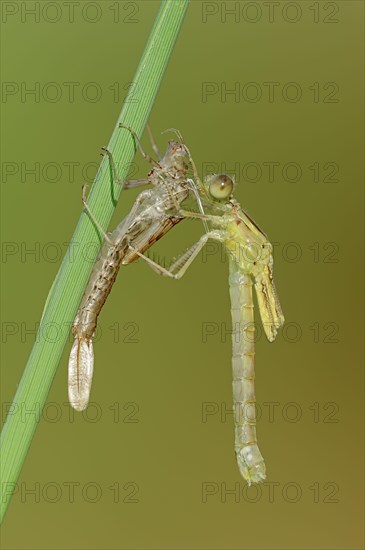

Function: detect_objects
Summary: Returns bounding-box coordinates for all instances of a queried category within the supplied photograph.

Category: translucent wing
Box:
[254,262,285,342]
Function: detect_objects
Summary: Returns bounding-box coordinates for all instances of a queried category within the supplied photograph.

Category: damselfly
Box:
[136,173,285,484]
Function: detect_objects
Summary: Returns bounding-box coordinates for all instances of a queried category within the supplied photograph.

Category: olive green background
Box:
[1,1,363,548]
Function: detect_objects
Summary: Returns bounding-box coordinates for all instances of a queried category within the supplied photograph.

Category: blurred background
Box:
[1,1,363,548]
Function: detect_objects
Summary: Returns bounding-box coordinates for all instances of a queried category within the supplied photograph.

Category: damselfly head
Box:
[205,174,235,202]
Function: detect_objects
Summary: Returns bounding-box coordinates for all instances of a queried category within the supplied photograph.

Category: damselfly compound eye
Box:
[208,174,234,201]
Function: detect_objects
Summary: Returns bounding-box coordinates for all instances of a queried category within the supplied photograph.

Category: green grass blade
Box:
[0,0,190,523]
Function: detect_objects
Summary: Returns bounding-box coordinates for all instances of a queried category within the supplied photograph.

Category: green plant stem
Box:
[0,0,190,523]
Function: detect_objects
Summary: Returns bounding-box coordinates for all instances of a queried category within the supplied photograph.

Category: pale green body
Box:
[146,187,285,483]
[195,197,284,484]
